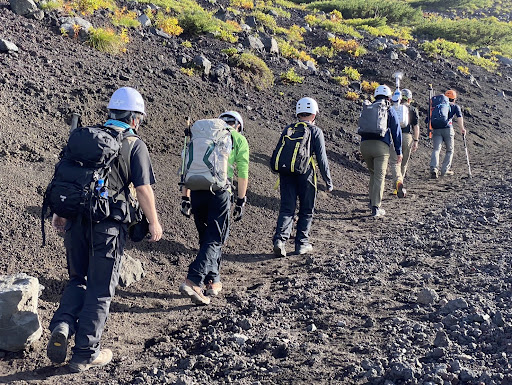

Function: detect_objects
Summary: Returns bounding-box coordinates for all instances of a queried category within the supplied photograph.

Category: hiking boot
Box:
[68,349,113,373]
[273,240,286,257]
[430,170,439,179]
[205,281,223,296]
[47,322,69,364]
[296,243,313,255]
[442,170,454,176]
[371,206,386,217]
[396,181,406,198]
[179,279,210,305]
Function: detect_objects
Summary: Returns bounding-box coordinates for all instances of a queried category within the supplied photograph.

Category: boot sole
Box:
[397,184,406,198]
[179,283,210,305]
[47,331,68,364]
[273,245,286,257]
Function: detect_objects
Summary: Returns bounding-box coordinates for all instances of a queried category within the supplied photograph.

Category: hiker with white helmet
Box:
[270,97,333,257]
[429,89,466,178]
[389,88,420,195]
[179,110,249,306]
[45,87,162,372]
[358,84,402,217]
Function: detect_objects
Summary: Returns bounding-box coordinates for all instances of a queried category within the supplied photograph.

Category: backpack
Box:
[358,100,389,137]
[182,119,233,191]
[392,103,410,128]
[270,122,312,175]
[430,94,451,129]
[41,125,136,244]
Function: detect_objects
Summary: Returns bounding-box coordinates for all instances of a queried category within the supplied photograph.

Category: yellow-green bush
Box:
[312,45,335,58]
[230,0,254,9]
[233,52,274,90]
[333,76,349,86]
[329,37,366,56]
[181,40,192,48]
[345,91,359,100]
[361,80,379,94]
[222,47,239,56]
[280,68,304,84]
[40,0,64,10]
[111,8,140,28]
[342,66,361,80]
[154,12,183,35]
[69,0,115,14]
[88,27,129,54]
[278,39,316,64]
[286,25,306,43]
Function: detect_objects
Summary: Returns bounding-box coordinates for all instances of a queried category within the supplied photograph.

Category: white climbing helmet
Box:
[391,90,402,102]
[296,97,319,116]
[402,89,413,100]
[107,87,146,115]
[374,85,392,98]
[219,111,244,134]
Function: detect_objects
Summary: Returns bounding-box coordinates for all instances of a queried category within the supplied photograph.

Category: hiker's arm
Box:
[312,128,333,191]
[412,124,420,152]
[457,116,466,135]
[235,136,250,199]
[52,214,67,233]
[136,184,162,242]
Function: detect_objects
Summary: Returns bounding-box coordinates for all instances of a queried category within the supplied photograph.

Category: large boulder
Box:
[60,17,92,41]
[243,35,264,52]
[9,0,37,16]
[119,254,145,288]
[0,39,19,53]
[0,273,42,352]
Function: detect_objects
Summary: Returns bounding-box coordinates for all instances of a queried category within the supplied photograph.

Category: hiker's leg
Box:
[430,131,443,173]
[191,191,209,246]
[70,220,126,365]
[388,139,401,187]
[361,141,377,206]
[295,170,316,247]
[273,174,298,242]
[372,141,390,208]
[188,190,230,285]
[441,128,455,174]
[401,133,413,180]
[50,218,89,337]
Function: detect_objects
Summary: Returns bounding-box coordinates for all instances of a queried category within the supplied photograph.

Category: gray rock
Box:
[326,32,336,40]
[243,35,264,52]
[304,24,312,33]
[0,39,19,53]
[193,54,212,76]
[259,34,279,55]
[349,81,361,92]
[441,298,469,313]
[137,14,151,27]
[389,362,415,381]
[390,51,399,60]
[460,368,478,381]
[9,0,37,16]
[60,17,92,41]
[245,16,257,28]
[306,323,317,332]
[497,55,512,66]
[369,39,386,51]
[306,60,317,74]
[417,288,439,305]
[233,333,249,346]
[405,47,421,60]
[493,311,505,326]
[240,23,251,32]
[119,254,145,288]
[0,273,42,351]
[433,330,451,348]
[211,63,231,81]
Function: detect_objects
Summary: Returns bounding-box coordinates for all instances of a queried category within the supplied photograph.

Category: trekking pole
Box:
[463,133,472,178]
[179,116,191,187]
[70,112,81,132]
[427,84,433,139]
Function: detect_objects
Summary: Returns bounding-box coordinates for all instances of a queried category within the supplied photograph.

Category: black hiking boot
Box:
[47,323,69,364]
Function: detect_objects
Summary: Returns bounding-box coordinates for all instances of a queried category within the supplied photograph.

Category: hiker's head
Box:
[402,89,412,102]
[107,87,146,130]
[219,111,244,134]
[296,97,318,122]
[374,85,392,101]
[445,89,457,102]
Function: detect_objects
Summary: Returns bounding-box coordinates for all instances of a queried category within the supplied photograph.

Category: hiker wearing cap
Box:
[179,111,249,306]
[46,87,162,372]
[271,97,333,257]
[430,89,466,178]
[358,85,402,217]
[389,89,420,195]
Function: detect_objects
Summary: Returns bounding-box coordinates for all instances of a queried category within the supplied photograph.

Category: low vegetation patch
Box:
[361,80,379,94]
[280,68,304,84]
[69,0,116,14]
[155,12,183,36]
[111,8,140,28]
[332,75,350,86]
[342,66,361,81]
[88,27,129,54]
[329,37,366,56]
[345,91,359,100]
[232,52,274,90]
[278,39,316,64]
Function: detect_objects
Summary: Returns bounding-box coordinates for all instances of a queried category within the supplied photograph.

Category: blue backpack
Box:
[430,95,451,129]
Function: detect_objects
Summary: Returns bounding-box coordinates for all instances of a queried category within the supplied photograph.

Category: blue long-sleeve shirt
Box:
[360,107,402,156]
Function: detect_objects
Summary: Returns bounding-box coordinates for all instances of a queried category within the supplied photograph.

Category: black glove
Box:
[180,196,191,218]
[232,197,246,222]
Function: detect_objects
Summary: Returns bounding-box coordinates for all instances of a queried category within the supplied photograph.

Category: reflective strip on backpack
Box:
[290,142,301,173]
[186,142,194,170]
[274,138,286,171]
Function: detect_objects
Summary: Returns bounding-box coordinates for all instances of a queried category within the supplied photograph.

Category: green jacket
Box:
[228,129,249,179]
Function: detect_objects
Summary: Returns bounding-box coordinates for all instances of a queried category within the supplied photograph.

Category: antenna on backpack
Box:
[70,113,81,133]
[393,71,403,91]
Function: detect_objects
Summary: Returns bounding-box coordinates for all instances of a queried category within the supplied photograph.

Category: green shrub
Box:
[329,37,366,56]
[88,27,129,54]
[278,39,316,63]
[306,0,422,25]
[312,45,335,58]
[221,47,239,56]
[333,75,349,86]
[280,68,304,84]
[181,40,193,48]
[155,12,183,35]
[40,0,64,10]
[69,0,116,14]
[111,8,141,28]
[232,52,274,90]
[342,66,361,80]
[408,0,492,11]
[320,19,362,38]
[345,91,359,100]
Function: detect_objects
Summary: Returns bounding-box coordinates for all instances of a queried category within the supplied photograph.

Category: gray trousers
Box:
[430,127,455,174]
[49,218,126,364]
[390,132,413,187]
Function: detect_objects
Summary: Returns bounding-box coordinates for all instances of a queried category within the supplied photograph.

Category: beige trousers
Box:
[360,140,390,208]
[389,132,413,187]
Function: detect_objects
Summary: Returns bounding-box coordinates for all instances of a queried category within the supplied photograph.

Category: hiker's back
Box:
[183,118,232,191]
[270,121,312,175]
[392,103,409,129]
[358,100,389,137]
[430,95,451,129]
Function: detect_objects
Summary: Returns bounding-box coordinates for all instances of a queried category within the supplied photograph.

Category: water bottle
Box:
[96,179,108,199]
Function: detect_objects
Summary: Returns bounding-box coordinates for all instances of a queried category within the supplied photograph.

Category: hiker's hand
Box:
[52,214,67,233]
[461,128,467,136]
[397,154,403,164]
[148,221,163,242]
[327,185,334,193]
[411,141,418,152]
[233,197,246,222]
[180,196,191,218]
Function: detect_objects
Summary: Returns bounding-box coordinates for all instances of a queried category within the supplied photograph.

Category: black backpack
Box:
[41,125,135,245]
[270,122,312,175]
[430,94,451,129]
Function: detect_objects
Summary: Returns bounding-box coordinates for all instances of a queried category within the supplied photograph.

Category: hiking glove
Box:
[233,197,246,222]
[181,196,191,218]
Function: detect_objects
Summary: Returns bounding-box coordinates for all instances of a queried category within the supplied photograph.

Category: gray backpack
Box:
[183,119,232,191]
[358,100,389,137]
